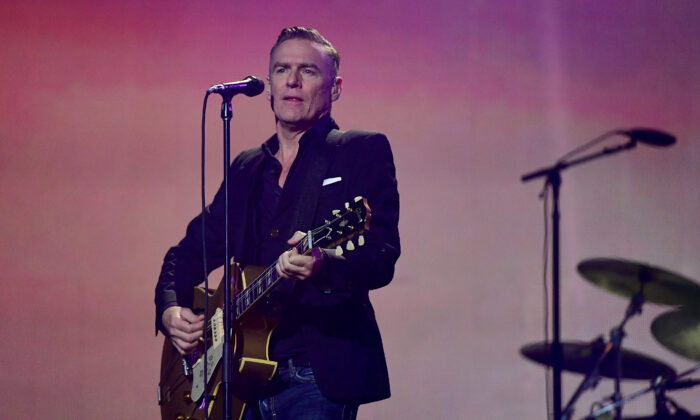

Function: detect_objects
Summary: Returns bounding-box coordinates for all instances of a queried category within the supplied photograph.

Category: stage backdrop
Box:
[1,1,699,419]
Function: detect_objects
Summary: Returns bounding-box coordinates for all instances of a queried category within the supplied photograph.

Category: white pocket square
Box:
[322,177,342,186]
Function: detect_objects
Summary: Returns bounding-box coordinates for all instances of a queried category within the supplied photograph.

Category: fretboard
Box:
[232,235,311,319]
[229,196,369,320]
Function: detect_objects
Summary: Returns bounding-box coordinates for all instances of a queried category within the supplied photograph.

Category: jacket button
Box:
[270,228,279,238]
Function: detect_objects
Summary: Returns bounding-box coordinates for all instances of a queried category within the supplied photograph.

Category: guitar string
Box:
[200,207,363,320]
[234,228,351,318]
[232,218,338,310]
[212,207,363,319]
[232,224,317,311]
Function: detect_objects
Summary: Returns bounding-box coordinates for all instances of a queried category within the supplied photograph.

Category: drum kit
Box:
[520,257,700,420]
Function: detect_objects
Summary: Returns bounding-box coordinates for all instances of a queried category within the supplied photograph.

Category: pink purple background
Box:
[2,1,699,418]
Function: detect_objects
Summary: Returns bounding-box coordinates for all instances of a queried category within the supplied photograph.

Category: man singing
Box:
[155,26,400,420]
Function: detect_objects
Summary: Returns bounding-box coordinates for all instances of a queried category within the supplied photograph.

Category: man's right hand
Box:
[162,306,205,355]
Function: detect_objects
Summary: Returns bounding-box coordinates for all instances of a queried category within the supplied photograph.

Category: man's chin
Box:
[277,118,313,132]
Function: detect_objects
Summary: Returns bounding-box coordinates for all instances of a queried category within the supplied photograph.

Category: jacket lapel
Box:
[281,129,342,238]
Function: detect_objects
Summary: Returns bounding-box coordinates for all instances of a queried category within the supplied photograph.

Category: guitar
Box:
[157,196,371,420]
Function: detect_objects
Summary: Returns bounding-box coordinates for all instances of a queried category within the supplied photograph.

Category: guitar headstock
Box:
[310,196,371,254]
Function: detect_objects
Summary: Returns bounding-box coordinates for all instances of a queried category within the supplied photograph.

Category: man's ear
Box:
[331,76,342,101]
[266,75,271,101]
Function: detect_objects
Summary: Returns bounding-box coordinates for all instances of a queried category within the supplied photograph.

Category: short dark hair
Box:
[269,26,340,76]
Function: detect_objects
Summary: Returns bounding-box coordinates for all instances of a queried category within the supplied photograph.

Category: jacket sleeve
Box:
[153,151,251,335]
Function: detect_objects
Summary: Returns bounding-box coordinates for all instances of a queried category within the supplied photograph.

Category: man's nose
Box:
[286,70,301,87]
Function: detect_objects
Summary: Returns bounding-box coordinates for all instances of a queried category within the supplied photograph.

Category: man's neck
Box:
[274,112,330,157]
[275,124,307,162]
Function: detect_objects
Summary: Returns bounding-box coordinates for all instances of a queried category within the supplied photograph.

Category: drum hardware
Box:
[586,364,700,420]
[521,257,700,420]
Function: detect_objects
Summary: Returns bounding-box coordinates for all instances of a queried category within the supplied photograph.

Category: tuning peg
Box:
[332,209,340,216]
[346,240,355,251]
[335,246,343,256]
[358,235,365,246]
[354,196,363,202]
[345,201,350,209]
[324,219,330,224]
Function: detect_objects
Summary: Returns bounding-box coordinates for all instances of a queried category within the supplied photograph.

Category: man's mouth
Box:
[283,95,303,102]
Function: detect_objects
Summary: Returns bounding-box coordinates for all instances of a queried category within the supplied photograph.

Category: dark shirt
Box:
[254,116,338,362]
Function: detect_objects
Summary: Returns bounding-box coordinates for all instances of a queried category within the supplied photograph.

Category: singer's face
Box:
[268,39,341,131]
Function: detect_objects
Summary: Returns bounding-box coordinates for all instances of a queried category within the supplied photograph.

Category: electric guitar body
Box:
[157,197,371,420]
[159,264,279,420]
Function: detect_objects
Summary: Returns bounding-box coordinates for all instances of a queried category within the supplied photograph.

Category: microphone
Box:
[207,76,265,97]
[617,128,676,147]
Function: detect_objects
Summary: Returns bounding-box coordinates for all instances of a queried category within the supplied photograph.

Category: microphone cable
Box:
[200,90,211,420]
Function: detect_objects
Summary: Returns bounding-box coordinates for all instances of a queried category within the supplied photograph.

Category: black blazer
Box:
[155,124,400,403]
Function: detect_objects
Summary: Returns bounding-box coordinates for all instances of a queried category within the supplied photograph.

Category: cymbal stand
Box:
[587,364,700,419]
[610,287,645,420]
[561,289,645,420]
[653,377,673,418]
[561,337,610,420]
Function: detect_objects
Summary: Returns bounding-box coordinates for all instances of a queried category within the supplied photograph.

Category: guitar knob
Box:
[335,246,343,256]
[345,201,350,209]
[346,240,355,251]
[354,196,363,202]
[358,235,365,246]
[183,391,193,404]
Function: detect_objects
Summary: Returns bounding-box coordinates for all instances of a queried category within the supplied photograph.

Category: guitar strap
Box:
[288,128,345,236]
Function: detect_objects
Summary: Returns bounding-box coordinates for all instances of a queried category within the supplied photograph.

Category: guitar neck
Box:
[230,196,370,321]
[232,236,310,320]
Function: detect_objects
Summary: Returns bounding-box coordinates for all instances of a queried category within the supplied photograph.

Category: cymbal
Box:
[521,340,676,380]
[578,258,700,306]
[652,307,700,362]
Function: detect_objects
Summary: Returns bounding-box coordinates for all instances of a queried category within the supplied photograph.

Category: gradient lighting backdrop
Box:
[1,1,699,419]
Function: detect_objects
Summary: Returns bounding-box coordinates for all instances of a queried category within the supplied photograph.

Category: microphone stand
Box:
[521,136,639,420]
[219,92,235,420]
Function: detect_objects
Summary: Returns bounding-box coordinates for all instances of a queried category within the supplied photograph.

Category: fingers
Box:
[287,231,306,246]
[171,336,200,354]
[179,307,205,328]
[276,248,315,281]
[162,306,205,355]
[169,325,203,354]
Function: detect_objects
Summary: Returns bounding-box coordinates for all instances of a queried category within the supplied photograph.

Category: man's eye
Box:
[275,68,286,74]
[303,69,315,75]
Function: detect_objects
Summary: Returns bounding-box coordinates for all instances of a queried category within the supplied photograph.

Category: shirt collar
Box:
[262,115,339,158]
